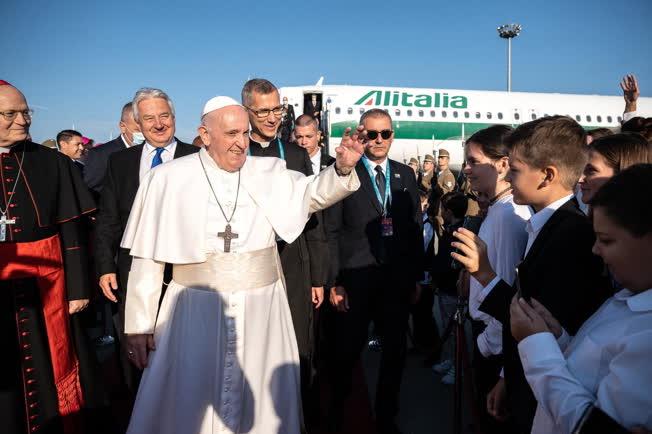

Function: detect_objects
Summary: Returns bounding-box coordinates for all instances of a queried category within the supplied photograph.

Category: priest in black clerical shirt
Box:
[0,81,98,434]
[242,78,328,425]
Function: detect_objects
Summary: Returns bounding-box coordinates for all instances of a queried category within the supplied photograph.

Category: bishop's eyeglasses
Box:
[245,105,285,119]
[0,109,33,121]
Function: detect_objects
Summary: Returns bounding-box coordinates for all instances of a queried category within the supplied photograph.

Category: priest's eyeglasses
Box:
[366,130,394,140]
[0,109,33,121]
[246,105,285,119]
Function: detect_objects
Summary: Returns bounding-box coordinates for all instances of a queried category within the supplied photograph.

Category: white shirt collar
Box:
[526,194,574,235]
[145,140,176,154]
[371,157,388,174]
[0,145,14,154]
[614,288,652,312]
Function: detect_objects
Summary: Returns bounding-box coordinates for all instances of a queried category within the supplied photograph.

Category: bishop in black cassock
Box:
[0,83,97,434]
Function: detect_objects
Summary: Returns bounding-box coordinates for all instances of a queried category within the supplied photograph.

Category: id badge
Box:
[381,217,393,237]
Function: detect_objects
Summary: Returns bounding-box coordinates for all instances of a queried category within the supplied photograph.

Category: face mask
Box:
[131,131,146,145]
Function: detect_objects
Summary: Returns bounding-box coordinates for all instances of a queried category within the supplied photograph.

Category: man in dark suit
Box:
[83,102,145,195]
[325,109,423,434]
[305,93,322,127]
[95,87,198,394]
[452,116,611,433]
[242,79,329,425]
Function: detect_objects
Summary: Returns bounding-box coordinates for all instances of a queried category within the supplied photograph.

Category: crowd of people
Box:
[0,73,650,434]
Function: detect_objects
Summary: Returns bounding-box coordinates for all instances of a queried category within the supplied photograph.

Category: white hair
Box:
[132,87,175,121]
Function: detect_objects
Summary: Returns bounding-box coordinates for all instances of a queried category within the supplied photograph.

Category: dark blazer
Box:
[83,137,127,194]
[325,159,424,288]
[94,141,198,288]
[479,198,611,433]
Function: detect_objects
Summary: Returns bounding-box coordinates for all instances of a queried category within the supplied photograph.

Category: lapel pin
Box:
[394,173,401,178]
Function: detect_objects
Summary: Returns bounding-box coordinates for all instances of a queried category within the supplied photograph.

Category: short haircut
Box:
[294,114,319,130]
[132,88,175,121]
[241,78,278,107]
[589,133,651,173]
[621,117,652,143]
[56,129,82,145]
[359,108,393,126]
[586,127,614,142]
[507,116,587,189]
[466,124,514,160]
[591,163,652,237]
[120,102,133,123]
[441,191,468,219]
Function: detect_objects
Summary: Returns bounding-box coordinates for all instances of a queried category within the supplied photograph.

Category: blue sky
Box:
[3,0,651,143]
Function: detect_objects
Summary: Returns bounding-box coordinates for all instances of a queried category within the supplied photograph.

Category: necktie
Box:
[375,165,386,204]
[151,147,165,168]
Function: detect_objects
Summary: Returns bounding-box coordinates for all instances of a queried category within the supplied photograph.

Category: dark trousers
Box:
[329,266,410,420]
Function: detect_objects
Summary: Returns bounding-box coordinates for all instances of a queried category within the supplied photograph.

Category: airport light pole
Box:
[497,23,522,92]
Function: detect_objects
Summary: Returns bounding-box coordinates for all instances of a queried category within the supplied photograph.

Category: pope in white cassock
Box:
[120,96,364,434]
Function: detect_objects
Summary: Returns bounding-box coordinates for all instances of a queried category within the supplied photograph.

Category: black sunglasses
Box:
[366,129,393,140]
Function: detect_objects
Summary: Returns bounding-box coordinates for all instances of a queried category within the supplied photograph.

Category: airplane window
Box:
[335,107,341,114]
[497,112,503,120]
[531,113,537,120]
[514,113,520,120]
[464,112,470,118]
[453,111,458,118]
[418,110,424,117]
[430,110,436,117]
[617,116,622,123]
[597,115,602,123]
[359,108,365,114]
[442,111,447,118]
[475,112,481,119]
[395,109,401,116]
[607,116,613,123]
[487,112,493,119]
[586,115,592,122]
[575,115,581,122]
[347,107,353,115]
[544,114,549,118]
[407,109,413,116]
[383,108,389,113]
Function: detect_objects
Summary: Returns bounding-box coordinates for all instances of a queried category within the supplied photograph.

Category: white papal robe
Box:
[120,148,359,434]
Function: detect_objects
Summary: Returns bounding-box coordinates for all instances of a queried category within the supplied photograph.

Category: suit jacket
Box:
[305,100,322,117]
[83,137,127,194]
[325,159,424,288]
[479,198,611,433]
[94,140,198,291]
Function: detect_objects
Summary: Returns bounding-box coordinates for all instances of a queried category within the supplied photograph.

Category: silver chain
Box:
[198,152,240,224]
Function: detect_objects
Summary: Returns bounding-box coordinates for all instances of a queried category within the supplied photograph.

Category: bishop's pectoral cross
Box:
[218,224,239,253]
[0,214,16,242]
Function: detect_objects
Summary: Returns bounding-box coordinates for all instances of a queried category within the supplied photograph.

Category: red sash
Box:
[0,234,84,428]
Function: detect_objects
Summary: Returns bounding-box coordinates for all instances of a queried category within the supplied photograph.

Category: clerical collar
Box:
[249,133,275,148]
[0,144,14,154]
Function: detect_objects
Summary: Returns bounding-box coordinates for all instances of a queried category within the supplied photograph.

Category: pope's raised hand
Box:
[334,125,365,174]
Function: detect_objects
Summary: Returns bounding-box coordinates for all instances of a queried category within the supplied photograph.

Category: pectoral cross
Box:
[218,224,239,253]
[0,214,16,242]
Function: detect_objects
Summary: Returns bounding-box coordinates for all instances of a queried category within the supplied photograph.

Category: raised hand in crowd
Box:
[620,74,640,113]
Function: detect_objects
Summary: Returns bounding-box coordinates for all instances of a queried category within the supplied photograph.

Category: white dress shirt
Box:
[139,141,177,182]
[519,288,652,433]
[310,150,321,175]
[470,194,531,357]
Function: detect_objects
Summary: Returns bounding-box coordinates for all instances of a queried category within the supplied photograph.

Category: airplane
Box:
[279,80,651,171]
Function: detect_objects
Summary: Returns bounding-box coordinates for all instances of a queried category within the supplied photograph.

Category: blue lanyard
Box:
[248,137,285,160]
[361,155,391,215]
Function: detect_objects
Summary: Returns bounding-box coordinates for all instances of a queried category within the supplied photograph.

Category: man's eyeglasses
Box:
[246,105,285,119]
[0,109,33,122]
[366,129,393,140]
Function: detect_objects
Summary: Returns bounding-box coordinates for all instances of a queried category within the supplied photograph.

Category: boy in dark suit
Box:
[451,116,611,433]
[325,109,423,434]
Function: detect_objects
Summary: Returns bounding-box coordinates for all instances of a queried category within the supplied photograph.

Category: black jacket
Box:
[83,137,127,194]
[325,159,423,287]
[479,198,611,433]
